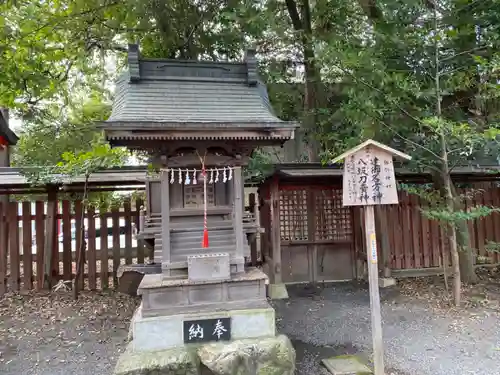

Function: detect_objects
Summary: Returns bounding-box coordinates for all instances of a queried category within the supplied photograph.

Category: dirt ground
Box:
[0,290,139,375]
[1,268,499,375]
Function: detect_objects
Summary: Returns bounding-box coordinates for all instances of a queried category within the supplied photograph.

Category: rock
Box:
[117,264,161,296]
[198,335,295,375]
[114,343,200,375]
[127,324,133,342]
[127,308,140,342]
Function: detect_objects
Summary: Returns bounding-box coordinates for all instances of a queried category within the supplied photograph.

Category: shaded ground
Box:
[1,270,499,375]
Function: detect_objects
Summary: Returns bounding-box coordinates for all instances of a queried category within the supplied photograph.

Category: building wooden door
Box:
[278,186,355,283]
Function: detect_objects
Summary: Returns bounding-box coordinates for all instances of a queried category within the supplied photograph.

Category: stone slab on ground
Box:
[267,283,289,299]
[198,334,296,375]
[378,277,396,288]
[114,343,200,375]
[322,355,372,375]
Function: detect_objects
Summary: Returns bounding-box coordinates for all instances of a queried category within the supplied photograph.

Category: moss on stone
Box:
[114,344,200,375]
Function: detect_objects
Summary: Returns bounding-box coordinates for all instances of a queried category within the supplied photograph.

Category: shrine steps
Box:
[153,228,250,264]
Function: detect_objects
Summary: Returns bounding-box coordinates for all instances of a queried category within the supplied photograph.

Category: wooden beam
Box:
[364,206,385,375]
[269,177,281,283]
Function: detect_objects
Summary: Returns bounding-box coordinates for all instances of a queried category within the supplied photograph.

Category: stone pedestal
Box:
[138,267,268,317]
[115,267,295,375]
[131,305,276,352]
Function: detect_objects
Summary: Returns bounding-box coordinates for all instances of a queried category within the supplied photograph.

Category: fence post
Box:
[0,202,7,296]
[43,188,58,289]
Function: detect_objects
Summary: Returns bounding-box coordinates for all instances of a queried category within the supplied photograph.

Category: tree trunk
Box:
[285,0,321,162]
[450,183,477,284]
[443,175,461,306]
[433,4,461,307]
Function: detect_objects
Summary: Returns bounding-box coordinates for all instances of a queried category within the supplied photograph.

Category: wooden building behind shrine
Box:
[259,164,500,285]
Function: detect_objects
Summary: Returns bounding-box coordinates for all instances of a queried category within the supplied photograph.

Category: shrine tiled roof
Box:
[101,45,297,133]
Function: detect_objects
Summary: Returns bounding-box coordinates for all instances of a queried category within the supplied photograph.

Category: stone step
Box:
[171,229,234,239]
[170,224,234,232]
[171,237,236,247]
[171,245,236,255]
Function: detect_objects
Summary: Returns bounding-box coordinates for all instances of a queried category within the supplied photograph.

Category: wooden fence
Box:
[0,199,148,296]
[377,188,500,273]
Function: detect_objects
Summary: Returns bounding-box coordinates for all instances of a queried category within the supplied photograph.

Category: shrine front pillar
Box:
[233,166,245,272]
[160,169,171,270]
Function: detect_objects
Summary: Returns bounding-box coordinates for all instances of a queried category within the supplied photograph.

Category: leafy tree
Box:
[320,0,500,305]
[1,0,268,112]
[12,96,112,168]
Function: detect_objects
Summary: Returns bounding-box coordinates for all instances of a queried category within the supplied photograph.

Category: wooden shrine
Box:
[99,44,298,352]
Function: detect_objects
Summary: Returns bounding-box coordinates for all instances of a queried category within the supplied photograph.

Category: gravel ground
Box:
[1,279,499,375]
[273,282,500,375]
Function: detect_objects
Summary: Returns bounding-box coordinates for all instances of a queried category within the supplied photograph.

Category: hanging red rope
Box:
[201,165,209,248]
[0,136,8,149]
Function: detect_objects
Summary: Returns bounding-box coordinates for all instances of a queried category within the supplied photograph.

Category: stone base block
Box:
[378,277,396,288]
[267,283,289,299]
[132,306,276,352]
[199,334,295,375]
[114,343,200,375]
[321,355,372,375]
[138,268,268,317]
[115,335,295,375]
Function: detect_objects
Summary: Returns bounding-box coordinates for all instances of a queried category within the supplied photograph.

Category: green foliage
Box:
[245,148,274,183]
[423,205,500,223]
[1,0,270,112]
[22,143,126,186]
[12,97,112,168]
[56,144,125,179]
[401,183,500,224]
[319,1,500,169]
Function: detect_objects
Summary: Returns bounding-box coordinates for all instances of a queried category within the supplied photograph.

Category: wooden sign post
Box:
[331,139,411,375]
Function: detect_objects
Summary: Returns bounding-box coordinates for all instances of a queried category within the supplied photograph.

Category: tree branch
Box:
[440,46,488,63]
[374,115,444,164]
[336,65,427,127]
[357,0,384,22]
[285,0,303,30]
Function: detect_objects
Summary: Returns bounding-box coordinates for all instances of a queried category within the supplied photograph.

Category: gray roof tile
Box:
[103,45,297,130]
[108,77,283,123]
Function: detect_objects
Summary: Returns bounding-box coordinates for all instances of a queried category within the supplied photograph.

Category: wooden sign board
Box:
[331,139,412,207]
[343,146,398,206]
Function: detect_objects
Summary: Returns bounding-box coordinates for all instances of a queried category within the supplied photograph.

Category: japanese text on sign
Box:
[183,317,231,343]
[342,146,398,206]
